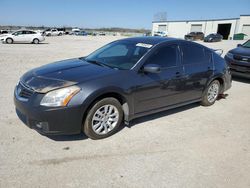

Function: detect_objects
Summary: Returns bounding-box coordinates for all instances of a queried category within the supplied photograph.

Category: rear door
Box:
[179,41,213,100]
[23,31,34,42]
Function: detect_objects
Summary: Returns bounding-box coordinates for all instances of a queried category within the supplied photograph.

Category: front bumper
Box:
[225,56,250,79]
[14,87,83,135]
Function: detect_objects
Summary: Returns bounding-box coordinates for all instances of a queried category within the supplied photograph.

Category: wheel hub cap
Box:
[207,83,219,103]
[92,105,119,135]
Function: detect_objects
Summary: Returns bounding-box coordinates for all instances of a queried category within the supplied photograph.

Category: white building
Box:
[152,15,250,40]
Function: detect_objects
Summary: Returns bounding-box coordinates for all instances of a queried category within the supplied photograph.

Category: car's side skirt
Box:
[127,98,201,122]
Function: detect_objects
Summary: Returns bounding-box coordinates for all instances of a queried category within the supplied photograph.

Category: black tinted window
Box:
[146,45,177,68]
[181,43,205,64]
[23,31,35,34]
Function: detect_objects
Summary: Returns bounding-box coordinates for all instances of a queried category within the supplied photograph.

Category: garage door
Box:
[191,24,202,32]
[158,25,167,32]
[242,25,250,38]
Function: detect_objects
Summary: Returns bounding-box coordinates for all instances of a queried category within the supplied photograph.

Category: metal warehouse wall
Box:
[152,15,250,40]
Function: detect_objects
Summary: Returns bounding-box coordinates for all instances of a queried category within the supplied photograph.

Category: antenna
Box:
[153,12,167,22]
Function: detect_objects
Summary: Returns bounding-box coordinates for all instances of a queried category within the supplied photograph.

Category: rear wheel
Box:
[83,98,123,139]
[33,38,39,44]
[201,80,220,106]
[6,38,13,44]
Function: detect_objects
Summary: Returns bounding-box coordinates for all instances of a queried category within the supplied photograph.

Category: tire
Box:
[58,33,62,36]
[33,38,39,44]
[6,38,13,44]
[47,33,51,36]
[201,80,220,106]
[83,97,123,139]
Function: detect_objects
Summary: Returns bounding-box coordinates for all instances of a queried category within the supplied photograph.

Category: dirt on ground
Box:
[0,36,249,188]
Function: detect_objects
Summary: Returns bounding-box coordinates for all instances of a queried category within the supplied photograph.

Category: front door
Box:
[133,44,186,114]
[12,31,26,42]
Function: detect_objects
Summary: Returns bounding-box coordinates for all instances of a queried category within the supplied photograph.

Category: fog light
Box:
[36,122,49,130]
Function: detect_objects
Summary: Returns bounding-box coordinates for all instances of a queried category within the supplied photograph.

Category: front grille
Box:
[230,63,250,73]
[16,82,34,99]
[233,55,250,62]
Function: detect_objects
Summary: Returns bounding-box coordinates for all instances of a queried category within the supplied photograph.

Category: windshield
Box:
[207,34,214,37]
[84,40,152,70]
[242,40,250,48]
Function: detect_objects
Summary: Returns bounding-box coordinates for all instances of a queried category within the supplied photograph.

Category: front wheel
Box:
[201,80,220,106]
[83,98,123,139]
[6,38,13,44]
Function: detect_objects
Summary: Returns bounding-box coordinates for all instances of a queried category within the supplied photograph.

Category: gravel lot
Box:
[0,36,249,188]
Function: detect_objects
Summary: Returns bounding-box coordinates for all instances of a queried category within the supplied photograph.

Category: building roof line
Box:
[152,17,241,23]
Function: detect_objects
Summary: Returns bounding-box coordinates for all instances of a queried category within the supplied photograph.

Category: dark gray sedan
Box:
[14,37,231,139]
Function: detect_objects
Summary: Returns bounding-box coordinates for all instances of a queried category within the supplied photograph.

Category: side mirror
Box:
[143,64,161,74]
[237,44,242,47]
[213,49,223,56]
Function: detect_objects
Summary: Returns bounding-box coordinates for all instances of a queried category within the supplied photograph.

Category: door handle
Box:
[175,72,181,78]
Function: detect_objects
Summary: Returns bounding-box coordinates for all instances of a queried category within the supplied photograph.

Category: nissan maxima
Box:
[14,37,232,139]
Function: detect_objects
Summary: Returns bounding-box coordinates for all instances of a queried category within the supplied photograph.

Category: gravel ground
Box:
[0,36,249,188]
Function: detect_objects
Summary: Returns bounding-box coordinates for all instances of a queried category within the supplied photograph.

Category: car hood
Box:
[20,58,116,93]
[229,47,250,56]
[0,34,11,38]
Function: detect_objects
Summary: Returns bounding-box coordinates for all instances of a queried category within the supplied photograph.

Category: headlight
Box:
[226,52,234,59]
[40,86,80,107]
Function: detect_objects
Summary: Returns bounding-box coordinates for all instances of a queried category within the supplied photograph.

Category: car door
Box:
[179,41,213,101]
[12,31,25,42]
[133,43,186,114]
[51,29,57,36]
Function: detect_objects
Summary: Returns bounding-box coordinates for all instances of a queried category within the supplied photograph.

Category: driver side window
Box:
[13,31,23,36]
[145,45,178,68]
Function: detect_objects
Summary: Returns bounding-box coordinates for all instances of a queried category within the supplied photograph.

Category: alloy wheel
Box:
[91,104,119,135]
[207,82,219,103]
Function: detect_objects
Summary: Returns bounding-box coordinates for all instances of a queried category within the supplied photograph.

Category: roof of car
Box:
[119,37,180,45]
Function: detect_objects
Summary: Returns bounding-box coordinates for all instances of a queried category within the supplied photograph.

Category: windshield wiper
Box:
[83,59,104,66]
[83,58,119,69]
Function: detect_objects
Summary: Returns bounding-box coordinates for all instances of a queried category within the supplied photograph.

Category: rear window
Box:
[181,43,206,64]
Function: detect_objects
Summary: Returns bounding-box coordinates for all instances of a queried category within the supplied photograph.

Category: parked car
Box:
[71,30,88,36]
[76,31,88,36]
[185,32,204,41]
[204,33,223,42]
[0,30,8,34]
[225,40,250,78]
[98,32,106,36]
[14,37,231,139]
[153,31,167,37]
[0,30,45,44]
[44,29,64,36]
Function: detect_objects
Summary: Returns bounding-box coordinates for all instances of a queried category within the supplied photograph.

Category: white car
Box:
[0,30,45,44]
[153,31,168,37]
[44,29,64,36]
